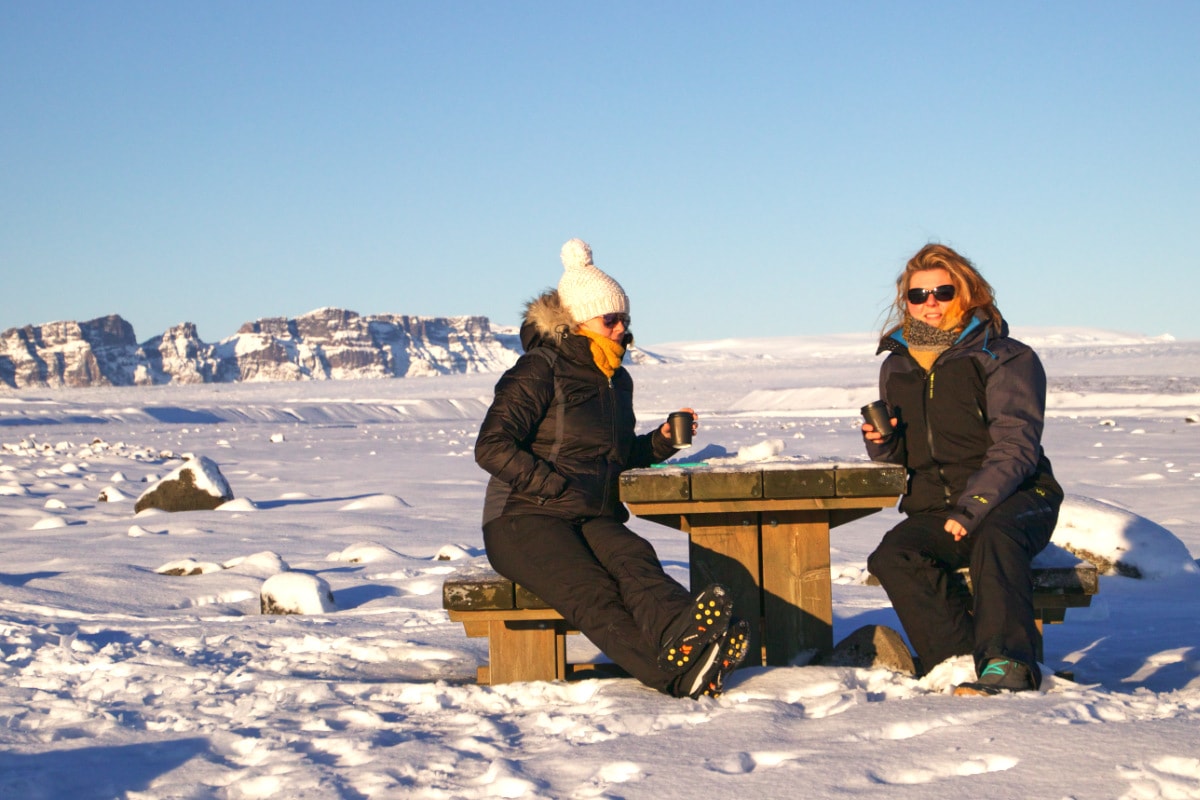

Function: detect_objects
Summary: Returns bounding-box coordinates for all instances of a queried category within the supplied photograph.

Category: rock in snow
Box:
[260,572,337,615]
[134,455,235,513]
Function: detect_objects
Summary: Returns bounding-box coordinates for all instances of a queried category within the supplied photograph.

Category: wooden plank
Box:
[760,509,833,664]
[835,464,907,496]
[625,495,900,516]
[684,511,765,668]
[959,564,1099,598]
[448,608,567,623]
[690,468,763,501]
[619,470,691,503]
[443,572,517,611]
[761,465,836,499]
[514,584,554,610]
[462,620,490,638]
[443,570,561,612]
[485,619,565,685]
[1031,566,1100,595]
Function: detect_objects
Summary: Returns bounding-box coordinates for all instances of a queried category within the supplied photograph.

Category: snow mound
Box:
[157,558,224,576]
[98,486,131,502]
[217,497,258,511]
[224,551,290,576]
[339,494,410,511]
[435,543,476,561]
[1052,495,1199,579]
[327,542,402,563]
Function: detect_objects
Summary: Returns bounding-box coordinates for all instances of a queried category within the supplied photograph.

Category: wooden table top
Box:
[619,460,906,505]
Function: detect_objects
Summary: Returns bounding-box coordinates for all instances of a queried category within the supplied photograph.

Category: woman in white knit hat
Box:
[475,239,749,698]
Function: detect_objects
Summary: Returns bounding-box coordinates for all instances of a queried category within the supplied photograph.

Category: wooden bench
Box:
[443,569,621,685]
[446,547,1100,685]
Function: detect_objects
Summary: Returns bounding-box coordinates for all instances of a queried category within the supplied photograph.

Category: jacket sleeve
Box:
[948,346,1048,534]
[474,354,569,501]
[629,427,677,468]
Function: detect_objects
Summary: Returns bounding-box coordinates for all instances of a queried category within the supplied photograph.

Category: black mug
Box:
[861,401,895,440]
[667,411,694,448]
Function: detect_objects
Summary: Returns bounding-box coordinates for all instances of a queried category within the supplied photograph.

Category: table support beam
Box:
[761,510,832,664]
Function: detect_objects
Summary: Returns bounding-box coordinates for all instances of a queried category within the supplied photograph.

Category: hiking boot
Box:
[679,618,751,699]
[658,584,733,672]
[953,658,1035,696]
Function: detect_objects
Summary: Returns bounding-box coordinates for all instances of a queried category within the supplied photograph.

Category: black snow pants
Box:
[483,513,696,695]
[866,488,1060,687]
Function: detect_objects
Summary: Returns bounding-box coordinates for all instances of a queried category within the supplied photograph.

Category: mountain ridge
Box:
[0,308,523,389]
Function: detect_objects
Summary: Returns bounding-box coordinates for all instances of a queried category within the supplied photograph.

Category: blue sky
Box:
[3,1,1197,347]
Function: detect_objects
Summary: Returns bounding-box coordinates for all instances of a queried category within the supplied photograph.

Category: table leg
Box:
[683,511,765,667]
[760,510,833,665]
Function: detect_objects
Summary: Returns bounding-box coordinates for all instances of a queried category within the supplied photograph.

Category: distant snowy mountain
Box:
[1,310,1193,392]
[0,309,523,389]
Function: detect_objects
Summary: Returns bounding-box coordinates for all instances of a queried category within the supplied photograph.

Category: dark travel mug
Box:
[861,401,895,440]
[667,411,694,448]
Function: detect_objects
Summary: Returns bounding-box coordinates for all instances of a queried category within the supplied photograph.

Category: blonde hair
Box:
[883,243,1003,335]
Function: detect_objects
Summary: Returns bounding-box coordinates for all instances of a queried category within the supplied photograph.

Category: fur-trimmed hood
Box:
[519,290,632,352]
[522,290,573,344]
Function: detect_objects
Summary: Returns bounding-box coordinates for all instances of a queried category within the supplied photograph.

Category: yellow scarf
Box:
[577,328,626,378]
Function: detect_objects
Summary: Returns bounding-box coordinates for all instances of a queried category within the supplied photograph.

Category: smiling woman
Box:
[862,242,1064,697]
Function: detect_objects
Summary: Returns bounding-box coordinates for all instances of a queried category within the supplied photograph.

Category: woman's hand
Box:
[944,518,968,541]
[659,407,699,438]
[861,418,898,444]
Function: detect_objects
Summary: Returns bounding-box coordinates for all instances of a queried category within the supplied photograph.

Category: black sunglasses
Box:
[906,284,956,304]
[601,312,630,328]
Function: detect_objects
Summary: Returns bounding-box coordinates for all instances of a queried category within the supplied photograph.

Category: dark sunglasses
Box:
[906,284,956,304]
[601,312,630,328]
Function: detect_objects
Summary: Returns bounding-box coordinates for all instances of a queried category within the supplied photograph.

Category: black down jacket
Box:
[475,290,675,525]
[865,314,1062,535]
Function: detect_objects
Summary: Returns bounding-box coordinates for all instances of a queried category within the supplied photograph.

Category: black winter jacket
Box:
[865,315,1062,534]
[475,290,676,525]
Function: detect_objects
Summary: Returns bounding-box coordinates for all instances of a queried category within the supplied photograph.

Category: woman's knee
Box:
[868,539,913,580]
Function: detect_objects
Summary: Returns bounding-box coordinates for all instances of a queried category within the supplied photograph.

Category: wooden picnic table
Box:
[619,460,905,667]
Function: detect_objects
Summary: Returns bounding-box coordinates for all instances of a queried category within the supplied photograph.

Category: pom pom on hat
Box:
[557,238,630,324]
[560,238,593,271]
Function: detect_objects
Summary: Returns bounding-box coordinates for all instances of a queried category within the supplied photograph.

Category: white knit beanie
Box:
[557,238,630,324]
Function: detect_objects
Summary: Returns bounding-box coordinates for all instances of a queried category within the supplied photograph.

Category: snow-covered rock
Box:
[134,455,235,513]
[1052,495,1199,579]
[260,572,337,615]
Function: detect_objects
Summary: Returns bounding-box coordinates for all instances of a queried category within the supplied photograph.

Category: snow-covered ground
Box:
[2,329,1199,799]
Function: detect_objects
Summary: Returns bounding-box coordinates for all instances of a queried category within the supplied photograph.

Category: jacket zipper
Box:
[923,367,954,509]
[601,374,617,511]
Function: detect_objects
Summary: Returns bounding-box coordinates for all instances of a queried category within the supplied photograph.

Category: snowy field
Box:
[2,329,1199,799]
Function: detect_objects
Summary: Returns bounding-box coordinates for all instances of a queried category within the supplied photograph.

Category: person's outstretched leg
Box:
[483,514,683,693]
[868,513,974,674]
[579,516,731,671]
[579,517,699,637]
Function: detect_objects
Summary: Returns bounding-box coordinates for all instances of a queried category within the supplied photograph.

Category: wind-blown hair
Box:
[883,244,1003,335]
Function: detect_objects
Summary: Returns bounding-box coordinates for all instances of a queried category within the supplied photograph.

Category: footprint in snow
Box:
[705,751,799,774]
[1118,756,1200,798]
[868,753,1018,785]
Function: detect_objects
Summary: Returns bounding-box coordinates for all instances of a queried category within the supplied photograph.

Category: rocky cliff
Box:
[0,308,523,389]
